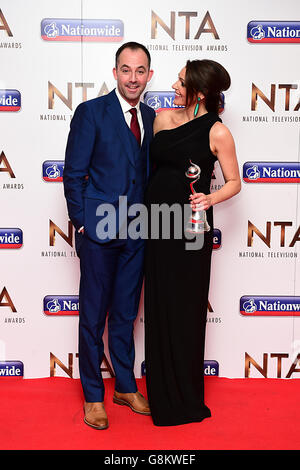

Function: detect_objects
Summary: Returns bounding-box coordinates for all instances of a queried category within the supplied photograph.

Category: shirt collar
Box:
[115,87,140,114]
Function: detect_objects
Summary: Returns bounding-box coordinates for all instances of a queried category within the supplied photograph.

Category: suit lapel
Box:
[106,90,136,168]
[140,102,153,147]
[140,103,154,178]
[106,91,154,171]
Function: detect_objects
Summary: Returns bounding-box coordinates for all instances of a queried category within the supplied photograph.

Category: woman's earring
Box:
[194,97,201,117]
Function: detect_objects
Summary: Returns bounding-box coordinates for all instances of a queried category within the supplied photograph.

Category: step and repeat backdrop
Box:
[1,0,299,381]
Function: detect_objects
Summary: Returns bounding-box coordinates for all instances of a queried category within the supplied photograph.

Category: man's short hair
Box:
[115,42,151,69]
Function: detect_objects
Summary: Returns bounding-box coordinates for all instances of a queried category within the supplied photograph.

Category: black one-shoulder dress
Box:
[144,112,221,426]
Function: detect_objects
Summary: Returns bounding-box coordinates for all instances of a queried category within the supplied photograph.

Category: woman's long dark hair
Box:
[185,59,231,114]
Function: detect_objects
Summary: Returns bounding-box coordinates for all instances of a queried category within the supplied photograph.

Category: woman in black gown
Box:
[144,60,241,426]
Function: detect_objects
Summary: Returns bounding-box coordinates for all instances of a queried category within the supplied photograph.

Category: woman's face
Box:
[172,67,187,107]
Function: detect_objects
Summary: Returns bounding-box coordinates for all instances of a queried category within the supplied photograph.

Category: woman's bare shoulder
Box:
[153,109,182,134]
[210,121,233,141]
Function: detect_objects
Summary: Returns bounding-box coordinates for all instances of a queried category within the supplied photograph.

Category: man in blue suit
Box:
[63,42,155,430]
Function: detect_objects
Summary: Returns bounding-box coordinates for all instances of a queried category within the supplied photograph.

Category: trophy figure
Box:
[185,160,210,234]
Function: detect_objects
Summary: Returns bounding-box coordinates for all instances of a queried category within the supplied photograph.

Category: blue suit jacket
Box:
[63,89,156,243]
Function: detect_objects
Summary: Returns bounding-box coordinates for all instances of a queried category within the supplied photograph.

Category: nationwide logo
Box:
[0,89,21,111]
[240,296,300,316]
[142,359,219,376]
[213,229,221,249]
[43,295,79,315]
[0,361,24,377]
[144,91,224,112]
[204,360,219,376]
[247,21,300,43]
[43,160,64,182]
[219,93,225,113]
[0,228,23,248]
[144,91,178,112]
[243,162,300,183]
[41,18,124,42]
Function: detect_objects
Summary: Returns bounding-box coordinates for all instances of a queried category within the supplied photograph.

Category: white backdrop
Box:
[1,0,299,381]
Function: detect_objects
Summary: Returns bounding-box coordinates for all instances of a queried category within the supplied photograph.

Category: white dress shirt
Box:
[115,87,144,141]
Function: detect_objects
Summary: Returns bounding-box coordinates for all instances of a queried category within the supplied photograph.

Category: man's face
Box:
[113,48,153,106]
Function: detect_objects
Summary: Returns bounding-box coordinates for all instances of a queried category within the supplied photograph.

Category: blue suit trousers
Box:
[76,232,144,402]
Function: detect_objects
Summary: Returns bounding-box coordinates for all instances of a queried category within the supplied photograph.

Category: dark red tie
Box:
[129,108,141,145]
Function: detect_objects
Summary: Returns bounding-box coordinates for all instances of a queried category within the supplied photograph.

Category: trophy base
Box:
[185,227,210,234]
[185,214,210,234]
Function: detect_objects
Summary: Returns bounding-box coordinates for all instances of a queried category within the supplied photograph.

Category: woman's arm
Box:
[190,121,241,211]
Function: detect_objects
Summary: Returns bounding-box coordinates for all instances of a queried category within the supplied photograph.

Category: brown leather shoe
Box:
[113,391,151,415]
[83,402,109,430]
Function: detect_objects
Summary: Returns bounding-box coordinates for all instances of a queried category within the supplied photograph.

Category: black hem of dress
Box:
[152,413,211,427]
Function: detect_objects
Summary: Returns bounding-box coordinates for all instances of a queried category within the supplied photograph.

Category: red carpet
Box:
[0,376,299,450]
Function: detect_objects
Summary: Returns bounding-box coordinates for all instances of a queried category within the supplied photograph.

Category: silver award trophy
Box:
[185,160,210,234]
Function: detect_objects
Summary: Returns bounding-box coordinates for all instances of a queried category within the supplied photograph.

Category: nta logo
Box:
[0,9,12,36]
[247,220,299,248]
[151,10,219,40]
[0,151,15,178]
[251,83,300,112]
